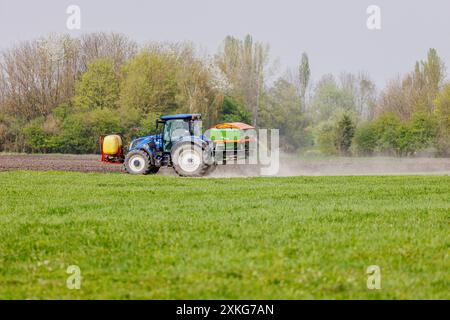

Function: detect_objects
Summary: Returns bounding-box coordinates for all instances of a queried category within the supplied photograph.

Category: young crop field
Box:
[0,171,448,299]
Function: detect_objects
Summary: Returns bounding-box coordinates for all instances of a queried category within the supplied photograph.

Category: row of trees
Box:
[260,47,449,157]
[0,34,228,153]
[0,33,449,156]
[353,48,449,157]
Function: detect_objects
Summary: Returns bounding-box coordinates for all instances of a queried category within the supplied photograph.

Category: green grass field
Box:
[0,171,448,299]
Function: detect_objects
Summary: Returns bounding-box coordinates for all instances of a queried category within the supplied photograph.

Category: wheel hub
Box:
[129,155,145,172]
[178,149,201,172]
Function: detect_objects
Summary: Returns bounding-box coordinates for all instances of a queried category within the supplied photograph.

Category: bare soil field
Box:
[1,153,449,176]
[0,154,122,173]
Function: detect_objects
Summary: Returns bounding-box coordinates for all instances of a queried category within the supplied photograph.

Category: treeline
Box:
[0,33,449,156]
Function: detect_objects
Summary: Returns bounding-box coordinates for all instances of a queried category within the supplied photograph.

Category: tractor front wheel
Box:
[124,150,155,175]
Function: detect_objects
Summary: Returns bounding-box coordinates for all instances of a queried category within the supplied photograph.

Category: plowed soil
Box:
[0,154,122,173]
[0,154,449,176]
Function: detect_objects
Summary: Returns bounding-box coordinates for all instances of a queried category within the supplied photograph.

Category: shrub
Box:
[352,122,378,156]
[22,118,58,153]
[56,109,123,154]
[56,114,94,154]
[408,112,437,153]
[335,113,355,156]
[355,112,437,157]
[373,113,402,155]
[396,123,417,156]
[316,121,338,155]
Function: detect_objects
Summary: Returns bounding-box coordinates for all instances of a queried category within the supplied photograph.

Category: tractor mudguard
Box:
[128,136,158,158]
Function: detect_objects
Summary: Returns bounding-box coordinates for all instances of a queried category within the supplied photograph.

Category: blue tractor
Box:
[101,114,215,177]
[101,113,258,177]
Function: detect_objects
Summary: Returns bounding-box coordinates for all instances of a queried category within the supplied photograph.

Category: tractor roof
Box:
[160,114,201,121]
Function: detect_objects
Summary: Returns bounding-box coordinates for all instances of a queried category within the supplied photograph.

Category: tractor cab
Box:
[157,114,203,152]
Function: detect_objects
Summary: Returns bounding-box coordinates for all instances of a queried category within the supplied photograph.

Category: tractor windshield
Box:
[163,119,203,152]
[164,120,190,142]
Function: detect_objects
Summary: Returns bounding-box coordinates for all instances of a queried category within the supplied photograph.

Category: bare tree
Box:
[79,32,137,72]
[174,43,223,126]
[0,64,6,113]
[377,48,446,120]
[376,77,411,121]
[1,35,80,120]
[339,72,376,120]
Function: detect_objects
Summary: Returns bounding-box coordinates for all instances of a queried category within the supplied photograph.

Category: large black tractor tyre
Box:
[124,150,158,175]
[171,143,210,177]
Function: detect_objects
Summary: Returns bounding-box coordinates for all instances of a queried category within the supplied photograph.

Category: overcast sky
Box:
[1,0,449,88]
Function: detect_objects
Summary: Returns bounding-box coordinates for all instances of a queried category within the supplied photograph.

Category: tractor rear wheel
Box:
[171,143,210,177]
[124,150,155,175]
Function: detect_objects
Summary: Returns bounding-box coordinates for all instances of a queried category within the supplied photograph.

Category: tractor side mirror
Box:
[156,120,165,131]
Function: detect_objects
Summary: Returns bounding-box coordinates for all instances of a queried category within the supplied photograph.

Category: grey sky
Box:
[1,0,449,89]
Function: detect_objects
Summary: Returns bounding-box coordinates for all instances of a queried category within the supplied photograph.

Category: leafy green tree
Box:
[216,35,270,126]
[310,75,356,122]
[218,96,251,123]
[433,84,450,156]
[352,122,378,156]
[261,78,312,152]
[421,48,445,111]
[373,113,402,155]
[335,113,356,156]
[409,48,445,116]
[315,120,338,155]
[352,112,437,157]
[73,59,121,111]
[408,112,437,151]
[298,52,310,109]
[315,113,355,156]
[394,116,434,157]
[120,51,179,115]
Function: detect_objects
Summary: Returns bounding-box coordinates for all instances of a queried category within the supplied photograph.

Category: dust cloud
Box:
[205,157,450,178]
[1,154,449,177]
